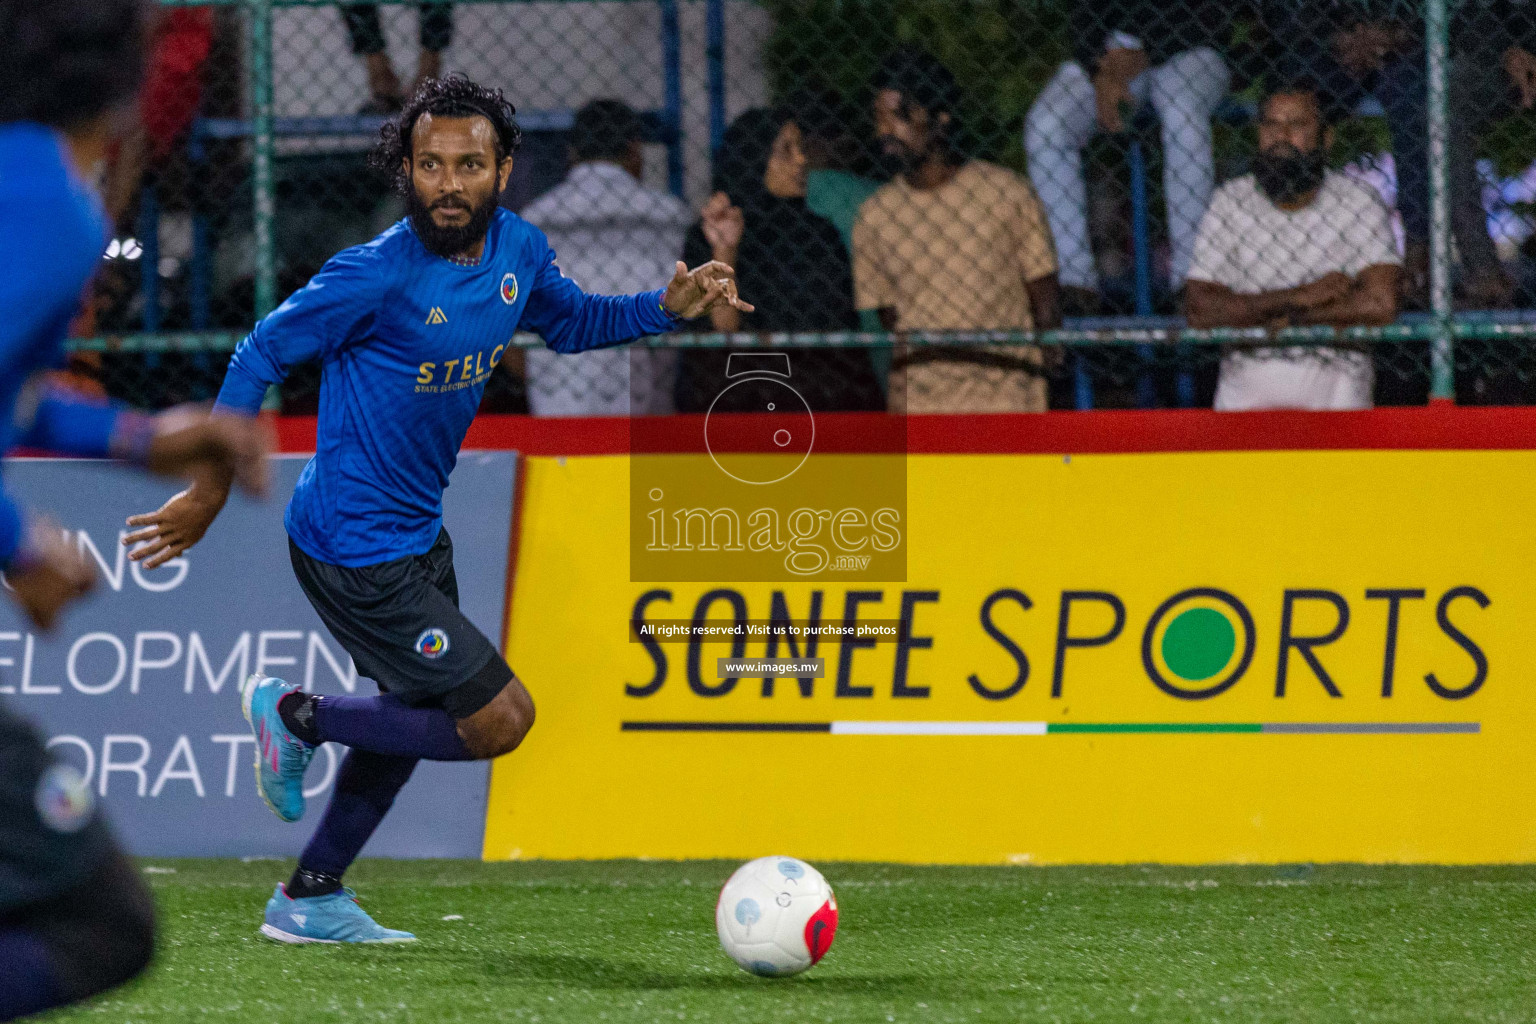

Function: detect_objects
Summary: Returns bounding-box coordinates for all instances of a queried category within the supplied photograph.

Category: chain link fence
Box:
[72,0,1536,413]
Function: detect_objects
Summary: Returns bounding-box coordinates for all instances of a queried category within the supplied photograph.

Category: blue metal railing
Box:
[138,0,692,330]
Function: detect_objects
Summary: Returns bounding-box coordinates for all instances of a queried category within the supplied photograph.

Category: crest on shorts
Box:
[35,763,93,834]
[416,628,450,659]
[500,272,518,305]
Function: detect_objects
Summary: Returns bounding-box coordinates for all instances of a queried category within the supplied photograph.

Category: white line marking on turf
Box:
[829,721,1048,736]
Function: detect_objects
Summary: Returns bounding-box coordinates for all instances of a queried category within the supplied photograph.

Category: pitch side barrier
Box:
[454,407,1536,865]
[0,452,516,859]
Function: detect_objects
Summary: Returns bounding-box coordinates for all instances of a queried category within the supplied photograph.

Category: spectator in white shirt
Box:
[1024,0,1232,310]
[520,100,691,415]
[1185,83,1401,411]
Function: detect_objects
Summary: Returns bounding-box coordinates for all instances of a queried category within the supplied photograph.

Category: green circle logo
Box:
[1141,589,1256,700]
[1160,607,1237,681]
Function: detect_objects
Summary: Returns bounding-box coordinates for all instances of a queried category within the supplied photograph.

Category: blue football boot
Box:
[239,673,315,822]
[260,885,417,944]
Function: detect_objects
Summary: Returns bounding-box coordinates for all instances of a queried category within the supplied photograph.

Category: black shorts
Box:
[0,700,111,914]
[289,528,507,719]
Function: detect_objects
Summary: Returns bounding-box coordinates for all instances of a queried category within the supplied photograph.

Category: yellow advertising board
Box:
[486,449,1534,864]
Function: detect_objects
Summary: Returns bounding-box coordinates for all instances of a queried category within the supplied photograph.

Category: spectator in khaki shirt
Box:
[854,47,1061,413]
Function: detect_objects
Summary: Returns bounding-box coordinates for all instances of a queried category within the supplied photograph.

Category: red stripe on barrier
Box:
[270,406,1536,456]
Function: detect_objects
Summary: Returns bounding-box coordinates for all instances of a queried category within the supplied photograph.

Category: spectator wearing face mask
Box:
[1184,82,1400,411]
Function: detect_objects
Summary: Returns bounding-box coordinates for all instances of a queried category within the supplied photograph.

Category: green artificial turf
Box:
[44,859,1536,1023]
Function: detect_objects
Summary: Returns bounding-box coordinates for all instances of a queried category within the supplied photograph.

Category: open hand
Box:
[120,406,272,570]
[662,260,755,320]
[123,484,225,570]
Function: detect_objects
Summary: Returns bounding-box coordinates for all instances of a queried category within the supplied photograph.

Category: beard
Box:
[406,186,500,259]
[874,135,924,179]
[1252,144,1327,205]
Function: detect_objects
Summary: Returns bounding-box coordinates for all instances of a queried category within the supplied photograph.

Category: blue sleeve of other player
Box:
[517,241,678,354]
[215,246,382,415]
[0,185,104,384]
[15,385,129,458]
[0,490,23,569]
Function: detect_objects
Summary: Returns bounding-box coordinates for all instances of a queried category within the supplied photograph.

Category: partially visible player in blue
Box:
[0,2,273,1018]
[123,74,751,945]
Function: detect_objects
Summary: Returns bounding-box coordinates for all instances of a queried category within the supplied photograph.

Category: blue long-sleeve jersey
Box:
[0,124,131,567]
[216,207,678,566]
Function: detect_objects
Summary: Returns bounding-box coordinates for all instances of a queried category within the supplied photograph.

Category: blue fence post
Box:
[1129,138,1157,408]
[1129,141,1153,317]
[186,124,212,331]
[138,189,161,333]
[190,210,211,330]
[1073,353,1095,410]
[706,0,727,154]
[659,0,684,198]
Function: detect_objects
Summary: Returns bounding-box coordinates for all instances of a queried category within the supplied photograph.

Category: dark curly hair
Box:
[872,46,960,119]
[870,45,965,163]
[369,74,523,196]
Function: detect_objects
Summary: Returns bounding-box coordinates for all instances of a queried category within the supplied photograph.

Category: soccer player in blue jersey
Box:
[123,74,751,944]
[0,2,274,1017]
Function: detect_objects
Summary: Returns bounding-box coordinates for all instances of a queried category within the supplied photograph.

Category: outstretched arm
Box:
[149,307,331,560]
[118,404,275,571]
[0,386,271,623]
[15,382,265,486]
[521,243,752,354]
[125,247,376,568]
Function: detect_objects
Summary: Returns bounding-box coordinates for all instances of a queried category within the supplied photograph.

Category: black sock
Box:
[278,692,321,746]
[286,866,343,899]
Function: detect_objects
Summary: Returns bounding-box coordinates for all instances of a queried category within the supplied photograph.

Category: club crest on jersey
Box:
[415,628,450,659]
[34,764,93,834]
[500,273,518,305]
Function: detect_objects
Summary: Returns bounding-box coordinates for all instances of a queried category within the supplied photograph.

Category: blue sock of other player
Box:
[0,930,63,1019]
[281,691,475,761]
[285,750,417,899]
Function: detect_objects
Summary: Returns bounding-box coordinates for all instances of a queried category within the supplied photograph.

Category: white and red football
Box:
[715,856,838,977]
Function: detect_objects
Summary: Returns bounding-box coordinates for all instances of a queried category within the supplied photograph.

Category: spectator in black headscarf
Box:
[676,106,883,412]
